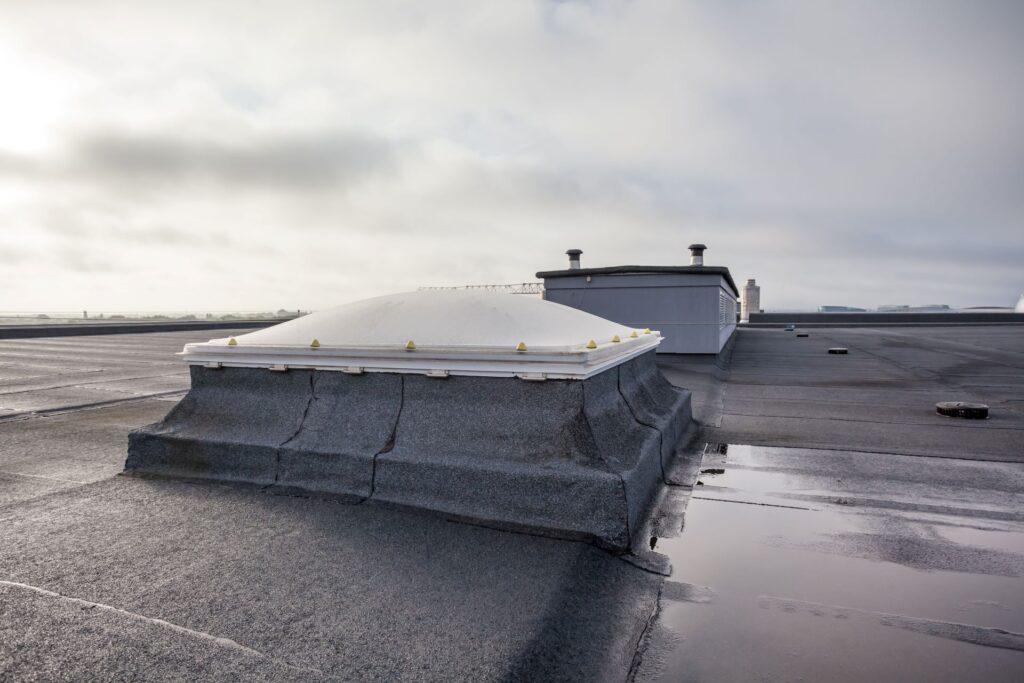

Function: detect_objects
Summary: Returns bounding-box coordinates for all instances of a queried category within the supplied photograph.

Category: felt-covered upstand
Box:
[126,351,692,550]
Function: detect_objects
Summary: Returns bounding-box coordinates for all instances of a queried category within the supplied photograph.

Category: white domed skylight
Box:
[181,290,661,379]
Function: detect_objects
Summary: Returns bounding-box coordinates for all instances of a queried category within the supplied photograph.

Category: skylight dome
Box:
[181,290,660,379]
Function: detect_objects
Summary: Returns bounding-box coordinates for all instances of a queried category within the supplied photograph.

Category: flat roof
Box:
[1,324,1022,679]
[536,265,740,297]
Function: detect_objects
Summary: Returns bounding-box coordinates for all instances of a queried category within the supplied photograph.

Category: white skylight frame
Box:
[180,335,661,380]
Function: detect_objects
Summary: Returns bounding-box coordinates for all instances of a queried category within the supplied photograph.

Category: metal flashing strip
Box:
[180,335,661,379]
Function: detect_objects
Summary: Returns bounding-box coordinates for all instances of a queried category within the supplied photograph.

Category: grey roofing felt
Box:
[0,475,661,680]
[0,319,273,339]
[664,325,1024,461]
[1,325,1023,679]
[535,265,740,297]
[127,352,693,550]
[0,328,255,419]
[749,311,1024,325]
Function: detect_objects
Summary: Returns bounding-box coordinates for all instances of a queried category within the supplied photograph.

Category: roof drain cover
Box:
[936,401,989,419]
[125,290,693,551]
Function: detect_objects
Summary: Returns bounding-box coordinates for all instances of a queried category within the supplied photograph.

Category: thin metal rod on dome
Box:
[418,282,545,295]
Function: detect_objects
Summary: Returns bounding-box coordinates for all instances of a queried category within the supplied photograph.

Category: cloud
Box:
[70,129,404,190]
[0,0,1021,311]
[0,128,405,192]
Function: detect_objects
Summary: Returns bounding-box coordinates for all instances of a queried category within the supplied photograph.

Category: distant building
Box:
[741,279,761,322]
[818,305,867,313]
[879,304,951,312]
[1016,293,1024,313]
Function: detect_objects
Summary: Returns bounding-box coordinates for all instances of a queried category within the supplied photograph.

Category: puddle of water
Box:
[646,589,1024,683]
[642,443,1024,680]
[657,498,1024,631]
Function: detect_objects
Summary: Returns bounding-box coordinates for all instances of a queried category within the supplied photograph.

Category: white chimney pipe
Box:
[688,244,706,266]
[566,249,583,270]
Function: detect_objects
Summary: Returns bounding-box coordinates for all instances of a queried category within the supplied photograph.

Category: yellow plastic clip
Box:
[406,340,416,351]
[310,338,320,349]
[516,341,527,352]
[629,330,638,338]
[586,339,597,349]
[227,337,237,346]
[611,335,621,343]
[643,328,652,335]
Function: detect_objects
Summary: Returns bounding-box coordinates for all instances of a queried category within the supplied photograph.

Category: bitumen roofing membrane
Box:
[1,325,1022,680]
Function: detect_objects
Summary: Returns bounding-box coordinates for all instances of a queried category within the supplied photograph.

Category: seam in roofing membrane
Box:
[0,471,89,485]
[0,390,187,423]
[579,380,615,476]
[757,595,1024,652]
[0,580,325,676]
[0,371,184,398]
[627,583,664,682]
[360,373,405,505]
[616,473,632,548]
[270,371,317,487]
[616,367,667,483]
[580,374,633,546]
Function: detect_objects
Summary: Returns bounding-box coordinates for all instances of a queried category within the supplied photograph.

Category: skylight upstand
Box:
[126,291,694,550]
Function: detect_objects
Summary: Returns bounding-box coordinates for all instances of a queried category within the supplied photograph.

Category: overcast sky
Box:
[1,1,1021,312]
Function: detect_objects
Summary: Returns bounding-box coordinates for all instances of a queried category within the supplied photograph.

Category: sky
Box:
[1,0,1021,312]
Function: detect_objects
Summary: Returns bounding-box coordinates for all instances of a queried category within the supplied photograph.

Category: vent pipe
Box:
[566,249,583,270]
[688,244,706,266]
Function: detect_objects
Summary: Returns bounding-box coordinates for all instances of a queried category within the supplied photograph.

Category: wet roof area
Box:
[1,325,1023,679]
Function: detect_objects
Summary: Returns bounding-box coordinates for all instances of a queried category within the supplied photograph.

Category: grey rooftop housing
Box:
[537,245,739,355]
